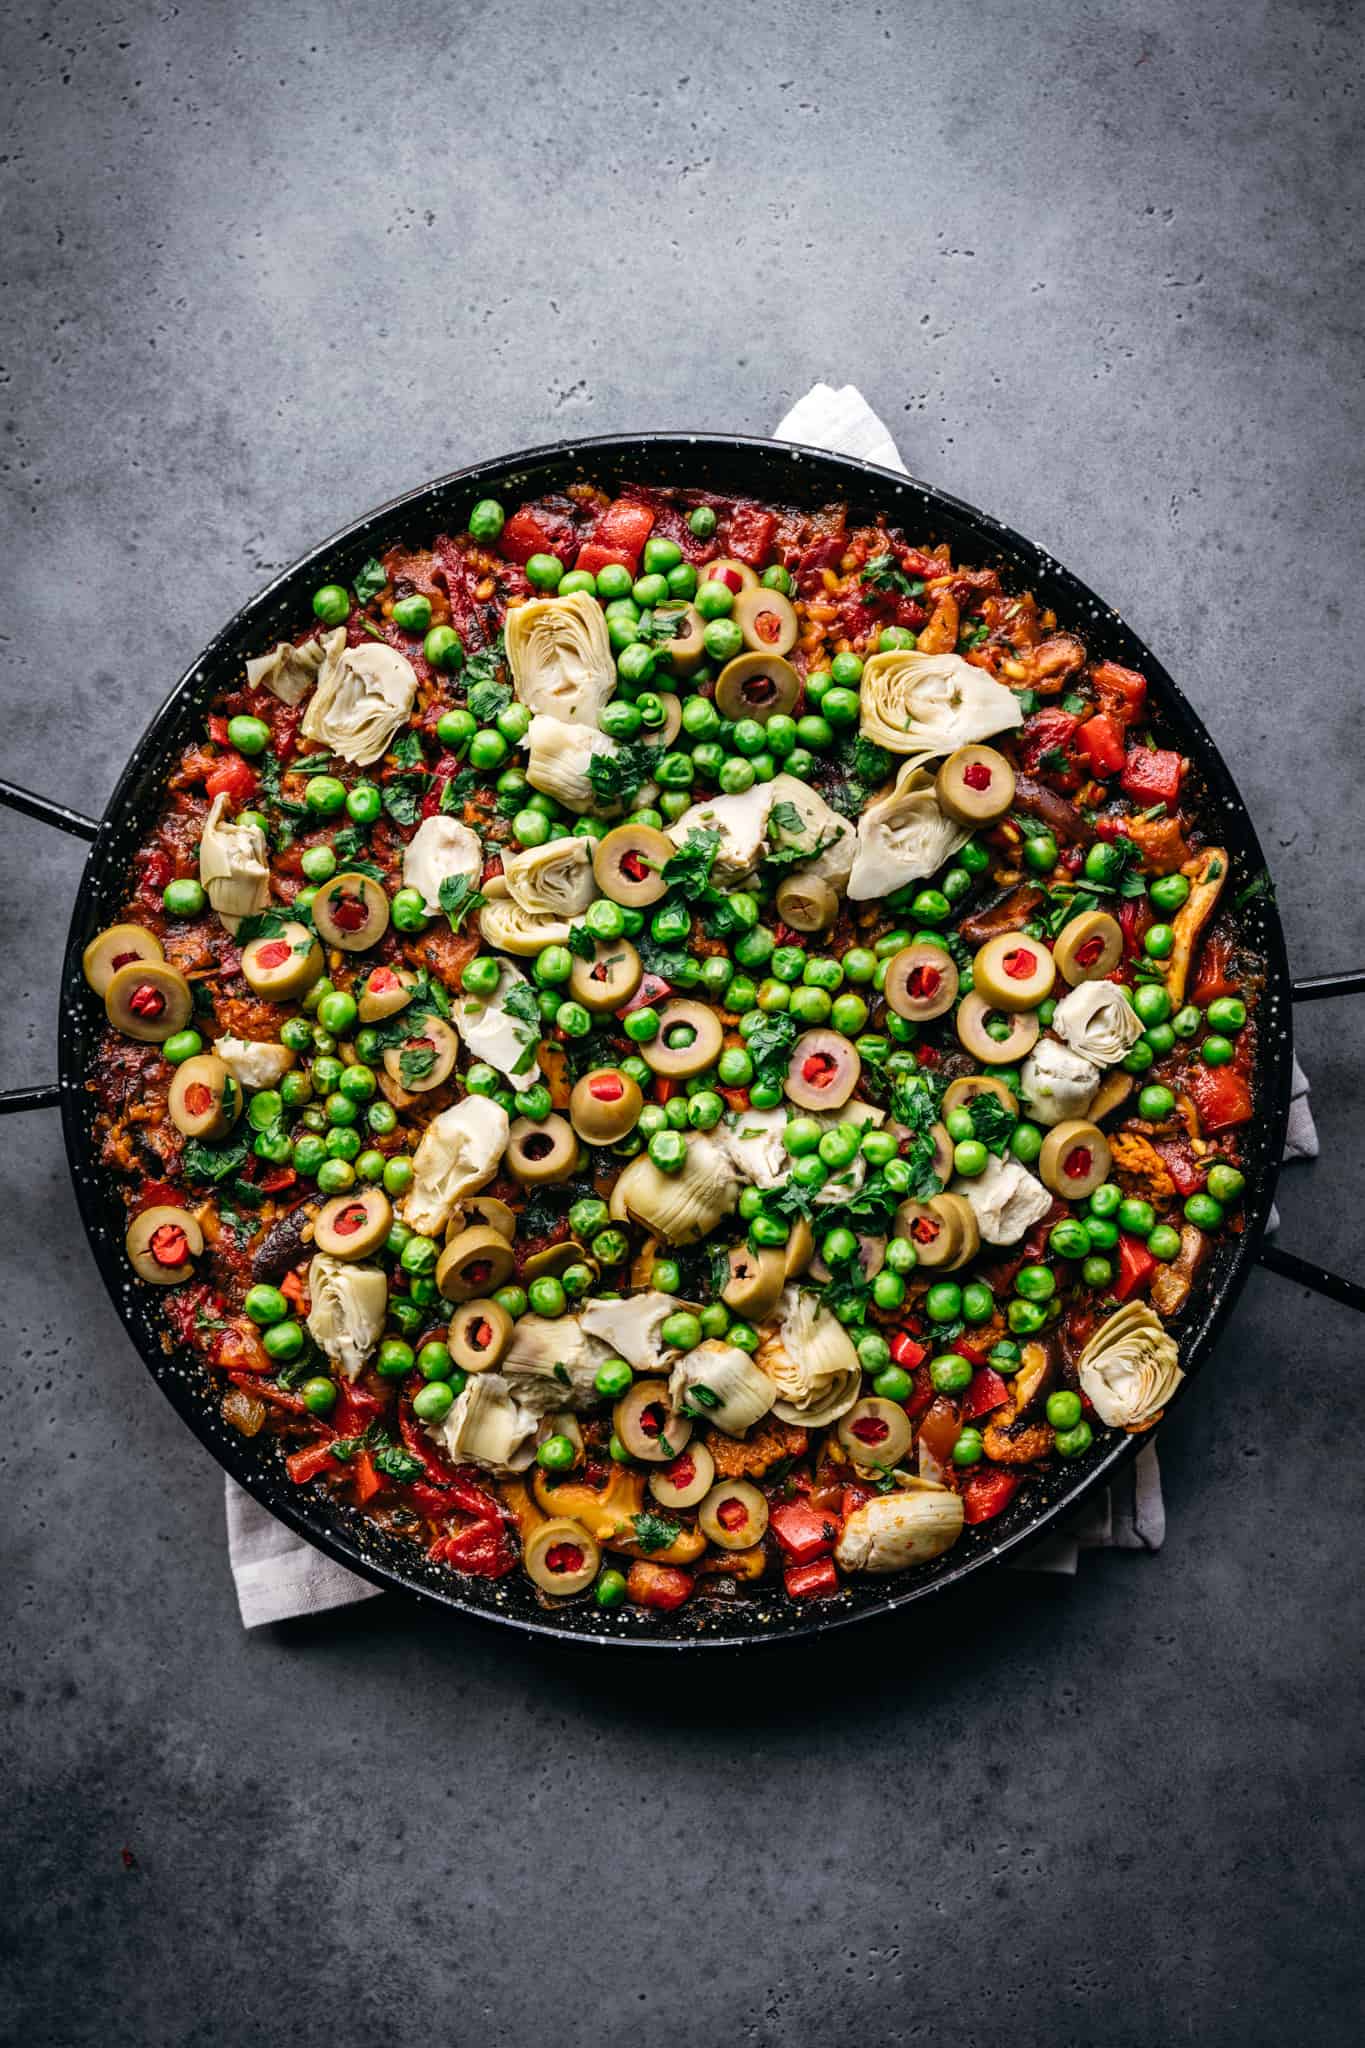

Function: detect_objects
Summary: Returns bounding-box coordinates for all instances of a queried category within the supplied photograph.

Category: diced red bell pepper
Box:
[726,503,778,567]
[207,714,230,746]
[1154,1138,1204,1196]
[1115,1233,1157,1302]
[903,1365,936,1421]
[497,505,575,566]
[961,1469,1023,1525]
[1191,933,1237,1005]
[890,1332,928,1369]
[653,1077,677,1106]
[434,1518,517,1578]
[1075,713,1127,777]
[1188,1063,1253,1132]
[1091,660,1148,726]
[1120,745,1183,806]
[618,971,671,1016]
[961,1367,1011,1419]
[626,1560,693,1611]
[769,1499,839,1565]
[204,753,258,804]
[287,1438,339,1485]
[718,1086,750,1114]
[574,541,633,579]
[258,1165,296,1194]
[421,750,468,819]
[784,1557,840,1601]
[841,1483,876,1516]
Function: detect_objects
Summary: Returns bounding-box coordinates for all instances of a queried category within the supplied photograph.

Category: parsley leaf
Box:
[586,741,652,808]
[745,1011,797,1094]
[661,828,720,897]
[566,922,598,961]
[381,777,425,828]
[1039,746,1074,776]
[373,1443,425,1484]
[967,1092,1017,1156]
[438,873,485,933]
[440,768,479,813]
[467,674,512,724]
[859,553,924,600]
[460,634,506,697]
[182,1135,250,1185]
[1235,869,1275,910]
[821,1273,871,1327]
[234,903,313,946]
[632,1509,683,1554]
[353,558,387,606]
[391,728,426,771]
[399,1043,437,1087]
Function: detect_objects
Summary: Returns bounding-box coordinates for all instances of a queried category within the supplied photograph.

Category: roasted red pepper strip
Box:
[432,1518,517,1578]
[1075,713,1127,777]
[286,1438,338,1485]
[626,1560,693,1611]
[204,753,257,804]
[769,1499,839,1565]
[961,1469,1023,1525]
[784,1557,840,1601]
[1188,1064,1253,1132]
[498,505,575,566]
[725,503,777,567]
[1120,745,1183,806]
[961,1366,1011,1419]
[1114,1234,1158,1302]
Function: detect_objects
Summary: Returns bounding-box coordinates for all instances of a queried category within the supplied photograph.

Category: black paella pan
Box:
[3,432,1362,1648]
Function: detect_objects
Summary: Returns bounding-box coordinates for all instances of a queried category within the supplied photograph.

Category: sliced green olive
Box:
[523,1241,596,1283]
[722,1243,787,1320]
[569,937,643,1016]
[592,824,673,907]
[837,1397,913,1469]
[240,922,324,1001]
[651,601,706,675]
[955,993,1040,1065]
[941,1074,1019,1121]
[506,1114,578,1185]
[732,585,798,656]
[447,1195,517,1243]
[935,745,1016,825]
[972,934,1056,1012]
[569,1066,644,1145]
[381,1015,458,1094]
[714,652,801,724]
[1053,909,1124,985]
[614,1378,692,1462]
[167,1054,240,1139]
[523,1517,601,1597]
[928,1120,955,1182]
[700,556,759,594]
[784,1214,815,1277]
[312,872,391,952]
[884,943,959,1022]
[83,923,163,997]
[105,961,194,1043]
[893,1195,967,1270]
[126,1204,203,1284]
[1039,1118,1111,1199]
[357,963,418,1022]
[784,1029,861,1111]
[697,1478,768,1550]
[436,1225,516,1301]
[649,1442,715,1510]
[313,1186,392,1259]
[640,999,724,1079]
[774,874,837,933]
[934,1192,982,1270]
[639,694,683,750]
[448,1298,513,1373]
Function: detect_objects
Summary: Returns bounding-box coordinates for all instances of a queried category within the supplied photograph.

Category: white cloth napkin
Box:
[224,388,1316,1620]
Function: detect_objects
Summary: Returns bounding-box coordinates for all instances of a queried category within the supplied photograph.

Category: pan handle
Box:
[1257,970,1365,1310]
[0,779,100,1112]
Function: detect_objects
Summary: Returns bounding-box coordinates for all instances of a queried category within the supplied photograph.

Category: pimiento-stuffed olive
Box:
[955,993,1040,1066]
[935,745,1016,825]
[357,963,418,1022]
[1039,1119,1111,1200]
[523,1518,601,1597]
[241,922,324,1001]
[568,938,643,1016]
[640,999,724,1080]
[722,1243,787,1321]
[313,1186,392,1259]
[884,943,960,1022]
[506,1114,578,1185]
[941,1073,1019,1122]
[649,1443,716,1510]
[1053,910,1123,985]
[714,652,801,724]
[381,1016,458,1094]
[126,1205,204,1284]
[837,1398,913,1470]
[697,1479,768,1550]
[105,961,194,1044]
[569,1067,644,1145]
[972,934,1056,1012]
[82,923,163,997]
[698,556,759,595]
[614,1379,692,1462]
[311,873,390,951]
[436,1225,516,1302]
[732,585,798,656]
[784,1029,861,1111]
[592,823,674,907]
[448,1298,514,1373]
[167,1054,240,1140]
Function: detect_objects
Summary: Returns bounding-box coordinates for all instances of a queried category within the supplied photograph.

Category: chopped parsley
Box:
[182,1135,250,1185]
[437,872,485,933]
[390,728,426,771]
[745,1011,797,1094]
[859,553,925,600]
[967,1092,1016,1156]
[353,558,388,606]
[632,1509,683,1554]
[466,673,513,725]
[586,740,653,809]
[661,828,720,897]
[381,777,425,828]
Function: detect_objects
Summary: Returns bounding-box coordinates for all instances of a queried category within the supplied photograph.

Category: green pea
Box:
[466,497,505,542]
[1138,1083,1176,1121]
[496,702,531,744]
[354,1148,384,1183]
[925,1282,963,1323]
[391,593,432,634]
[952,1429,985,1469]
[872,1364,913,1403]
[1118,1197,1156,1237]
[533,1432,576,1474]
[695,579,735,624]
[222,717,270,764]
[1148,872,1190,913]
[388,1297,423,1336]
[594,1566,629,1610]
[959,840,991,875]
[1206,996,1247,1035]
[244,1283,289,1327]
[1049,1218,1091,1260]
[1147,1223,1182,1261]
[493,1285,527,1321]
[962,1280,995,1324]
[1007,1298,1047,1334]
[1184,1192,1224,1230]
[555,999,590,1039]
[817,1124,860,1171]
[1083,841,1123,885]
[1171,1004,1202,1040]
[1046,1389,1083,1430]
[821,1226,859,1266]
[878,625,917,651]
[858,1129,897,1171]
[292,1134,327,1177]
[787,986,831,1027]
[687,505,717,539]
[930,1352,972,1394]
[645,1129,685,1175]
[666,563,698,600]
[461,955,502,999]
[408,1379,453,1425]
[161,1029,203,1065]
[301,1376,338,1416]
[1200,1034,1235,1067]
[883,1236,917,1275]
[870,1270,905,1311]
[941,867,973,905]
[468,728,508,770]
[989,1339,1022,1375]
[795,714,833,750]
[424,624,464,672]
[1206,1163,1244,1205]
[912,889,952,926]
[818,686,858,729]
[784,748,815,779]
[314,990,355,1037]
[381,1156,413,1197]
[953,1139,989,1178]
[1054,1421,1093,1458]
[1082,1256,1113,1288]
[312,583,351,625]
[1143,923,1175,959]
[304,774,347,817]
[1022,831,1059,875]
[527,1276,568,1319]
[159,875,208,924]
[524,552,564,591]
[1145,1024,1176,1056]
[1088,1182,1122,1218]
[1133,982,1171,1027]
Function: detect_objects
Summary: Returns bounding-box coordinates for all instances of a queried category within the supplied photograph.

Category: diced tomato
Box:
[204,753,258,804]
[1091,660,1148,726]
[769,1499,839,1564]
[594,498,655,561]
[725,503,777,567]
[434,1518,517,1578]
[1154,1139,1204,1196]
[421,749,468,819]
[1115,1234,1157,1302]
[258,1165,296,1194]
[1188,1063,1253,1133]
[890,1332,928,1369]
[574,541,633,579]
[1075,713,1127,777]
[961,1469,1023,1525]
[626,1560,693,1611]
[784,1557,840,1601]
[1018,707,1081,786]
[207,714,230,745]
[1191,934,1237,1005]
[280,1268,309,1309]
[961,1367,1011,1419]
[498,505,576,566]
[1120,746,1183,806]
[286,1439,338,1485]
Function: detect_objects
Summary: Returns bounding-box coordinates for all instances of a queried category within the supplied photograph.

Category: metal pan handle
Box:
[0,779,99,1115]
[1253,975,1365,1312]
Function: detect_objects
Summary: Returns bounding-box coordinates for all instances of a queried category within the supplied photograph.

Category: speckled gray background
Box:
[3,2,1362,2043]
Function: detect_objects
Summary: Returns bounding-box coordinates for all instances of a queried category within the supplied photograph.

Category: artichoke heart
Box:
[717,1106,789,1191]
[763,775,855,890]
[1051,978,1143,1068]
[300,639,417,765]
[305,1255,388,1382]
[1076,1301,1184,1430]
[213,1034,295,1091]
[402,815,483,916]
[1020,1038,1101,1127]
[848,761,971,901]
[523,714,625,815]
[835,1487,965,1573]
[400,1097,510,1238]
[502,834,596,918]
[505,590,616,727]
[477,898,576,958]
[756,1286,861,1427]
[500,1314,614,1414]
[666,783,772,886]
[859,649,1023,758]
[245,626,342,706]
[579,1291,692,1372]
[198,792,270,933]
[952,1153,1052,1247]
[451,962,541,1086]
[669,1341,776,1437]
[608,1133,739,1245]
[429,1372,540,1473]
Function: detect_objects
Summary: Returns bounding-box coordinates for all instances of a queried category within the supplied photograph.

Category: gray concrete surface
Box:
[3,2,1362,2042]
